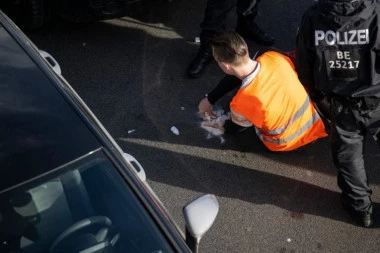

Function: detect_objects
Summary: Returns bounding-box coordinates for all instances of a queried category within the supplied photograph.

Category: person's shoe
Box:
[187,44,213,78]
[341,194,374,228]
[236,16,274,45]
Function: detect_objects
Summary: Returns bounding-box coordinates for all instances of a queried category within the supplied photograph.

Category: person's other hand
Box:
[198,97,214,119]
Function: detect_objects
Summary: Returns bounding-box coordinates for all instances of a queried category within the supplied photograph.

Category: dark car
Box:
[0,10,219,253]
[0,0,157,30]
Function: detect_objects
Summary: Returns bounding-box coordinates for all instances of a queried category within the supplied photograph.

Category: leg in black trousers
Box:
[330,98,375,227]
[187,0,274,78]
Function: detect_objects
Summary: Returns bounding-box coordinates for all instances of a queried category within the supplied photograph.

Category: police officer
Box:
[296,0,380,228]
[187,0,275,78]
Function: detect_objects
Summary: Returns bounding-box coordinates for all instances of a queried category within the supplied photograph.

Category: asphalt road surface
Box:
[28,0,380,252]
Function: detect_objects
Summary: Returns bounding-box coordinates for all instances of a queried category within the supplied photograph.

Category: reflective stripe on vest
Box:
[255,111,321,144]
[266,96,311,135]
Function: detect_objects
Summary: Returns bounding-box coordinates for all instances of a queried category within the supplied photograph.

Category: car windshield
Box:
[0,149,175,253]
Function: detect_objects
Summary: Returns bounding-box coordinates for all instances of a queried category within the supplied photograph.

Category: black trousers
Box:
[199,0,261,42]
[331,97,380,213]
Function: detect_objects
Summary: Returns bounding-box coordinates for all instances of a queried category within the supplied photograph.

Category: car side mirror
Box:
[183,194,219,253]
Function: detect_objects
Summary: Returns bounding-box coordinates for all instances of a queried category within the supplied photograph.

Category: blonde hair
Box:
[210,30,249,66]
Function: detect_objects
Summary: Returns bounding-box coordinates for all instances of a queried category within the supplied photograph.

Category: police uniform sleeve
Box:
[295,11,324,102]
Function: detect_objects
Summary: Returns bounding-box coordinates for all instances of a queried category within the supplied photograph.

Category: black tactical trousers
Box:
[331,97,380,213]
[199,0,261,42]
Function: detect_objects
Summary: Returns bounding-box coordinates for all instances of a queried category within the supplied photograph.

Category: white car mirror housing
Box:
[183,194,219,253]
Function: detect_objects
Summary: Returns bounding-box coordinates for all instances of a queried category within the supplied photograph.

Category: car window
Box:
[0,24,102,192]
[0,149,175,253]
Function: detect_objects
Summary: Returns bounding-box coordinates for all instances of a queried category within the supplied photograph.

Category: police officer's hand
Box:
[315,97,331,120]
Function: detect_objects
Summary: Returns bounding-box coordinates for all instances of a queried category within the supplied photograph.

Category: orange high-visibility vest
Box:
[230,51,327,151]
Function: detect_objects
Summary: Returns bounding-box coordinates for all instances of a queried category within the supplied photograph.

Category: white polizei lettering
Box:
[344,32,349,44]
[336,31,348,45]
[315,30,325,46]
[314,29,369,46]
[325,31,336,45]
[357,30,365,44]
[366,29,369,44]
[357,29,369,44]
[348,30,357,45]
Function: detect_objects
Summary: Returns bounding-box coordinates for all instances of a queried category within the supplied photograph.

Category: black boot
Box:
[236,15,274,46]
[187,43,213,78]
[341,193,374,228]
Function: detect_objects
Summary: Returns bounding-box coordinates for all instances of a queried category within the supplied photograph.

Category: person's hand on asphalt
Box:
[198,97,215,120]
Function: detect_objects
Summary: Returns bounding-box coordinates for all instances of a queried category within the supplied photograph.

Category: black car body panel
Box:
[0,11,194,252]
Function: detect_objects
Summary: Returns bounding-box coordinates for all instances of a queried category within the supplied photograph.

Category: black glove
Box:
[313,97,331,135]
[314,97,331,121]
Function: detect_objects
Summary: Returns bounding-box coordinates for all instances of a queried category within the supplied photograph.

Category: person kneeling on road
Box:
[198,30,328,152]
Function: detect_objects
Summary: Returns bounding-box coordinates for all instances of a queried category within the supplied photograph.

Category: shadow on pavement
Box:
[121,139,380,228]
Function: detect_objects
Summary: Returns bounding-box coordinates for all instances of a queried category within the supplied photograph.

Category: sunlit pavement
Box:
[30,0,380,252]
